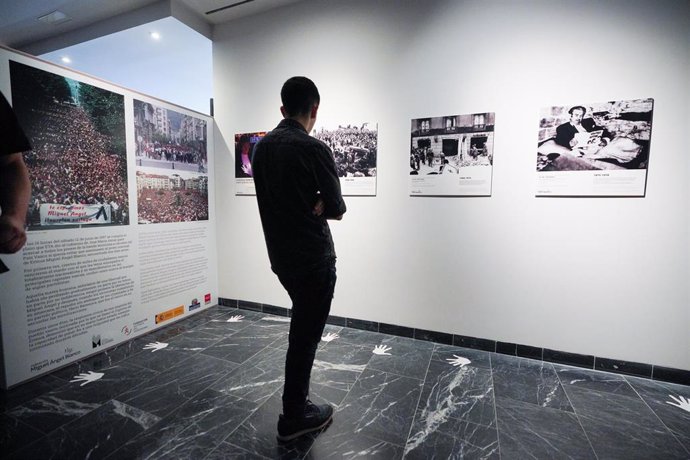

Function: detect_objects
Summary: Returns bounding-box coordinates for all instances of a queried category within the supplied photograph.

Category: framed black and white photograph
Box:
[410,112,495,196]
[536,98,654,196]
[312,122,378,196]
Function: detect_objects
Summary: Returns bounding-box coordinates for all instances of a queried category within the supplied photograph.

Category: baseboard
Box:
[218,297,690,387]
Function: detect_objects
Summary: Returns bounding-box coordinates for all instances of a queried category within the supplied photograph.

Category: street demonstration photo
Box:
[312,122,378,196]
[134,99,208,174]
[136,169,208,224]
[10,60,129,229]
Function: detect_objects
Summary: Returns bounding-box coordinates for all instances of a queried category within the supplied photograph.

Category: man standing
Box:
[0,92,31,256]
[251,77,346,442]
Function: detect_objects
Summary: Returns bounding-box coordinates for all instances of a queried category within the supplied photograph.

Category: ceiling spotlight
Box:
[150,31,161,40]
[61,56,72,64]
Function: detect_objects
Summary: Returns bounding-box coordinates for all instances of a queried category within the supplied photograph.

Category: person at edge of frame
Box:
[0,91,31,259]
[251,76,346,443]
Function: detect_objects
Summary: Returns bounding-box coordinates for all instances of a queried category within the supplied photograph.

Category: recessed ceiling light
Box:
[150,31,161,40]
[61,56,71,64]
[38,10,72,25]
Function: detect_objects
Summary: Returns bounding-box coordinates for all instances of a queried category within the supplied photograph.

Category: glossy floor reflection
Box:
[2,306,689,459]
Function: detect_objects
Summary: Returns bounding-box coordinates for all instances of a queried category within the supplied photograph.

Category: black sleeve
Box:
[312,144,346,218]
[554,123,573,148]
[0,92,31,156]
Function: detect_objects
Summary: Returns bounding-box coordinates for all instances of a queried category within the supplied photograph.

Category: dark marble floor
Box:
[2,305,689,459]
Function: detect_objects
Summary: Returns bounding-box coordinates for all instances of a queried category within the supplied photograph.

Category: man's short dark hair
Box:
[281,77,320,117]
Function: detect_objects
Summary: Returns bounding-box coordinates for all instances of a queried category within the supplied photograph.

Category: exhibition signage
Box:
[0,47,218,389]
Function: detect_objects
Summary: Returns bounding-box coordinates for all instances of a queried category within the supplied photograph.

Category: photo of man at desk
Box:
[536,99,654,172]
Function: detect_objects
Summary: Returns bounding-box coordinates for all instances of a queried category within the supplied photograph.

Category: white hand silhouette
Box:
[226,315,244,323]
[322,332,339,342]
[144,341,168,352]
[373,345,392,355]
[70,371,104,386]
[446,355,471,368]
[666,395,690,413]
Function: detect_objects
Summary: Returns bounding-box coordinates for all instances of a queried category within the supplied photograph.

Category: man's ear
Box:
[310,104,319,119]
[280,106,288,118]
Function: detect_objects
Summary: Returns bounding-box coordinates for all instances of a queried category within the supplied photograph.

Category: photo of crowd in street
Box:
[410,113,495,176]
[136,170,208,224]
[536,98,654,172]
[134,100,207,173]
[312,123,377,178]
[10,61,129,229]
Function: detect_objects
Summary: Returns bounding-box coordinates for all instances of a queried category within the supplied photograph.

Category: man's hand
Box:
[0,214,27,254]
[312,198,324,216]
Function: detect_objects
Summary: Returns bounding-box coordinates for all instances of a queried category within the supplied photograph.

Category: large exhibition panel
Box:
[0,47,218,388]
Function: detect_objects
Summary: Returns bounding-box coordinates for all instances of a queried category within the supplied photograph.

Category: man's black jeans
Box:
[277,260,337,417]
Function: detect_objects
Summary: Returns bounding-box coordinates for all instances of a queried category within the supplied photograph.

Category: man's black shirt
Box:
[251,118,346,275]
[0,92,31,156]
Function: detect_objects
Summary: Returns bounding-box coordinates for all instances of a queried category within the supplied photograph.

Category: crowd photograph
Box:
[410,114,495,175]
[136,171,208,224]
[313,123,378,178]
[536,98,654,172]
[10,61,129,229]
[134,100,208,173]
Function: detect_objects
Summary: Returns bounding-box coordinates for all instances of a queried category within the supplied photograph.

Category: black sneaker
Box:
[277,400,334,442]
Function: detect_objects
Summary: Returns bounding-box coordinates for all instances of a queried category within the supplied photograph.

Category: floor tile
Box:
[367,336,433,380]
[405,419,499,459]
[224,391,317,460]
[9,362,157,434]
[566,385,689,459]
[119,354,236,418]
[416,359,495,427]
[326,368,423,447]
[555,363,639,397]
[496,396,596,459]
[625,375,690,453]
[210,346,285,404]
[311,342,371,392]
[492,354,573,412]
[335,327,387,348]
[0,413,45,456]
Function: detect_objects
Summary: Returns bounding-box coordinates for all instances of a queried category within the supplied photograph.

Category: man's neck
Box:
[287,114,313,132]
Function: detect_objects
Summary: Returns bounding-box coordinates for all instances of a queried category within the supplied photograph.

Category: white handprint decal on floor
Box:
[70,371,104,386]
[373,345,392,356]
[446,355,471,368]
[321,332,339,342]
[143,341,168,352]
[226,315,244,323]
[666,395,690,413]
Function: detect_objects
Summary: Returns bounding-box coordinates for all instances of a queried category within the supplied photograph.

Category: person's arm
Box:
[0,152,31,253]
[312,145,346,220]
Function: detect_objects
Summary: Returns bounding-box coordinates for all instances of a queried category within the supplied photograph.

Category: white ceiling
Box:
[0,0,302,54]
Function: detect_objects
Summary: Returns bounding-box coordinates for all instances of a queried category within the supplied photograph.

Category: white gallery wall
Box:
[212,0,690,370]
